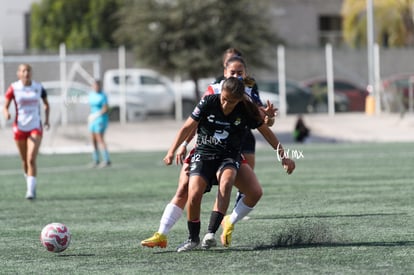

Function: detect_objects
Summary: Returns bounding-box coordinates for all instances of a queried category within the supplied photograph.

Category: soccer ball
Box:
[40,223,71,253]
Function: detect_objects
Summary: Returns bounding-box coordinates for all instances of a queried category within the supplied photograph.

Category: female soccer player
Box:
[165,77,294,252]
[141,56,279,250]
[2,64,50,199]
[88,80,111,167]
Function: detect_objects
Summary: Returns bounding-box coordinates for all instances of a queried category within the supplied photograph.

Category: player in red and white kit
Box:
[2,64,50,199]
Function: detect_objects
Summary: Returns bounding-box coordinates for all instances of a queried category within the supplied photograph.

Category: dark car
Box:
[302,78,369,112]
[381,73,414,112]
[255,79,313,114]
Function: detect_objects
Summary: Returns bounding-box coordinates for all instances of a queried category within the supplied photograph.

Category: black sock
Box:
[188,221,200,242]
[207,211,224,234]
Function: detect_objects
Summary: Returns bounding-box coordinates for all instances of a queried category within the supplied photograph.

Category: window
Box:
[113,75,134,85]
[141,76,162,85]
[319,15,343,47]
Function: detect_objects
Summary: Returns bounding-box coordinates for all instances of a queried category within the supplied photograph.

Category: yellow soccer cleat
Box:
[141,232,167,248]
[220,215,234,247]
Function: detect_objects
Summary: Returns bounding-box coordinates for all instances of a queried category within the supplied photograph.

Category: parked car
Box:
[103,68,197,121]
[255,79,313,114]
[175,77,214,116]
[175,77,280,116]
[256,89,280,110]
[41,81,91,125]
[302,78,369,112]
[381,73,414,112]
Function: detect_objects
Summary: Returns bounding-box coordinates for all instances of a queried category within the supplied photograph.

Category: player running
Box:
[2,64,50,199]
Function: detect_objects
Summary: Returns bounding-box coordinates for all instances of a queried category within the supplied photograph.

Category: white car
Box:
[42,81,91,125]
[103,68,199,120]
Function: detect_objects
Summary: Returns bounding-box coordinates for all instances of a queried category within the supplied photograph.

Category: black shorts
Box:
[241,130,256,154]
[189,155,240,193]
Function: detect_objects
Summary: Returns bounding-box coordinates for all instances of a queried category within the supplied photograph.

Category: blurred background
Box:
[1,0,414,126]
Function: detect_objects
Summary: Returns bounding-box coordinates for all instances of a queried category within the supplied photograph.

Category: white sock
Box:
[229,198,253,225]
[26,176,36,195]
[158,203,183,235]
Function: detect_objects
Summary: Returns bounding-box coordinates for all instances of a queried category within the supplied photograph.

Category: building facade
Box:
[0,0,40,52]
[269,0,343,48]
[0,0,344,52]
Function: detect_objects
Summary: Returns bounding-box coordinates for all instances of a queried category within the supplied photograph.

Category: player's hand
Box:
[264,100,278,118]
[44,121,50,130]
[264,115,275,127]
[163,152,174,165]
[281,158,295,174]
[175,144,187,165]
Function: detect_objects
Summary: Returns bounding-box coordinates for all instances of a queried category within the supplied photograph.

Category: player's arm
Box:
[100,94,109,115]
[41,89,50,129]
[3,86,14,120]
[175,127,197,165]
[2,97,12,120]
[164,117,198,166]
[257,123,295,174]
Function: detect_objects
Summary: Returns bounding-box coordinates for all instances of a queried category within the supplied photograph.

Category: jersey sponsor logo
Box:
[234,117,241,126]
[197,134,222,146]
[207,114,231,126]
[207,114,215,123]
[213,129,229,141]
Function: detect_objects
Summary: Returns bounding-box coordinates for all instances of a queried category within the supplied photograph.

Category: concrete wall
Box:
[0,0,40,52]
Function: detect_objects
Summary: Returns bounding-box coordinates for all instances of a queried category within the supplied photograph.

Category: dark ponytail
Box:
[243,98,263,124]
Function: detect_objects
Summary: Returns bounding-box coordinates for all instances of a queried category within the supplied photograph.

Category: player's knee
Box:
[27,157,36,167]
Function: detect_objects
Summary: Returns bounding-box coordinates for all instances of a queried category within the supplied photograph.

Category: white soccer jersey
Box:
[5,80,47,131]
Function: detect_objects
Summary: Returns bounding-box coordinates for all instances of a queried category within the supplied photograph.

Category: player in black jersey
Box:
[163,77,295,252]
[141,55,278,250]
[209,55,275,211]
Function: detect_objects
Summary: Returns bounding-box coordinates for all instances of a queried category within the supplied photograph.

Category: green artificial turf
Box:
[0,143,413,274]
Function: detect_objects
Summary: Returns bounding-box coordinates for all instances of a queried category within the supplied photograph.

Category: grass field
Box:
[0,142,413,274]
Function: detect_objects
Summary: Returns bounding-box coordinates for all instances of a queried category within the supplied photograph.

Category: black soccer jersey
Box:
[190,94,263,160]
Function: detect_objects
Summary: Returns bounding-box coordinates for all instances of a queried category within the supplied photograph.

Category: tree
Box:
[30,0,122,50]
[113,0,279,100]
[342,0,414,48]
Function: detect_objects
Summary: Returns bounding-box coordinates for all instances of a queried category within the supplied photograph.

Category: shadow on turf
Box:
[56,253,96,257]
[249,240,414,251]
[153,218,413,254]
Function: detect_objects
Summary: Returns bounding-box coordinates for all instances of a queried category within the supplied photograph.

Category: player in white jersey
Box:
[2,64,50,200]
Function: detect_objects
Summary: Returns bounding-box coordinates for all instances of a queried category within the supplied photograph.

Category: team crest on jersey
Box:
[234,117,241,126]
